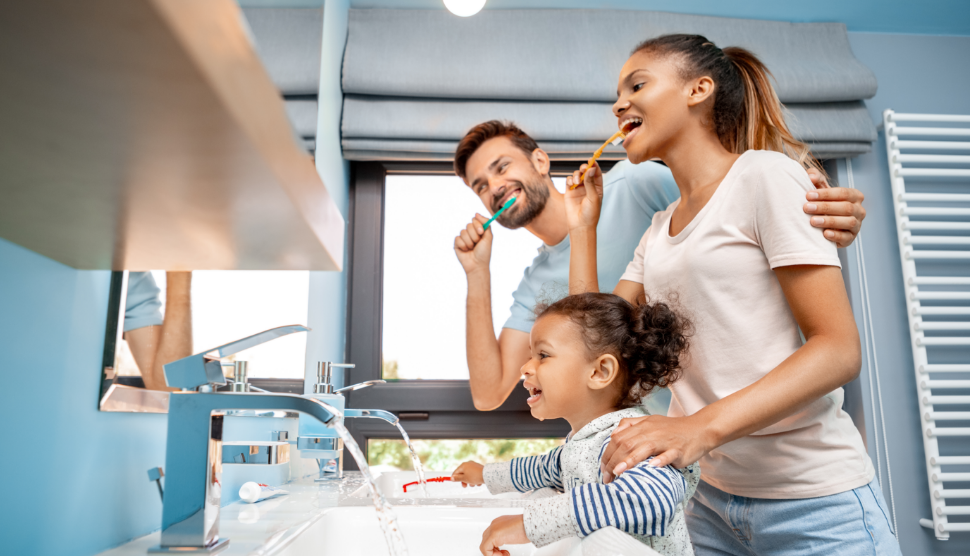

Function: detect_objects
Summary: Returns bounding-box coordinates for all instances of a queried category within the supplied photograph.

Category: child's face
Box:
[521,314,605,423]
[612,50,695,165]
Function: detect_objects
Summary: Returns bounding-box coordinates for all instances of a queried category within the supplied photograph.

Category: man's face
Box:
[463,136,550,229]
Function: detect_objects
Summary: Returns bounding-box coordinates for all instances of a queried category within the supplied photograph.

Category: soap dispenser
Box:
[298,362,353,480]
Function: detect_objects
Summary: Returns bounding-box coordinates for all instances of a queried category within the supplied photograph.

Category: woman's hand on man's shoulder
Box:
[803,168,866,249]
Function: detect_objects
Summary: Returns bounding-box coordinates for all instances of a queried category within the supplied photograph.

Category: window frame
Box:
[342,161,594,468]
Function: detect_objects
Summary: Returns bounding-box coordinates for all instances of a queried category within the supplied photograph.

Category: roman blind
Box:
[341,9,878,161]
[242,7,322,153]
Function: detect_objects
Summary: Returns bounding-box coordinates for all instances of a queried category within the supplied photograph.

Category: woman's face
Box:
[520,314,597,422]
[613,50,694,164]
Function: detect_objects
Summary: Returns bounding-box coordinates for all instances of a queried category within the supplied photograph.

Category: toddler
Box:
[453,292,699,556]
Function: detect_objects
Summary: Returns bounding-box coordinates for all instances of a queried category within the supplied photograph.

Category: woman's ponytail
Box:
[633,35,825,178]
[723,47,823,176]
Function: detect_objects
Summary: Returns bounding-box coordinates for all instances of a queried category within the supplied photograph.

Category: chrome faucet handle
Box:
[313,362,356,394]
[230,361,250,392]
[335,379,386,394]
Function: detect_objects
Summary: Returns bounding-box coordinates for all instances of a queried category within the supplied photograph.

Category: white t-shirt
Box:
[621,150,874,499]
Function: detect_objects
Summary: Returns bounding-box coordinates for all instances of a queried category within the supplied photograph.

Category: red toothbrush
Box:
[403,476,451,493]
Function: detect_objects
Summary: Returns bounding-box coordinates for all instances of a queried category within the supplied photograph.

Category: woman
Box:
[564,34,900,555]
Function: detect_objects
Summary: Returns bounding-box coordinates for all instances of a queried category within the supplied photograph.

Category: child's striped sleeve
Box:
[482,445,565,494]
[523,457,690,547]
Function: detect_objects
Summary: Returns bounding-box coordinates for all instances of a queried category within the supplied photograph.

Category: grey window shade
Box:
[242,7,322,153]
[342,9,878,161]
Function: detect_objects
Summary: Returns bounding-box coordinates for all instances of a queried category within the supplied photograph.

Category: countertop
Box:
[98,472,528,556]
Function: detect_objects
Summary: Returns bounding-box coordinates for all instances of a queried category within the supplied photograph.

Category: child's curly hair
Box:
[535,293,690,408]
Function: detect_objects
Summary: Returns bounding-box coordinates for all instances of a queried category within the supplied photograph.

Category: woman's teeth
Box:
[620,117,643,134]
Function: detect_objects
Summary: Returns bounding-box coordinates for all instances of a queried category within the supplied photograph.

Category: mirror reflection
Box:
[102,271,311,402]
[121,271,192,391]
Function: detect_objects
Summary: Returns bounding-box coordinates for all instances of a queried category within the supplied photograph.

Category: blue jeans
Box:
[686,479,902,556]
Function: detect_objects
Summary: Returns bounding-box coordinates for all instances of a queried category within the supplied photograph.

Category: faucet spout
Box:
[343,408,399,426]
[152,392,339,553]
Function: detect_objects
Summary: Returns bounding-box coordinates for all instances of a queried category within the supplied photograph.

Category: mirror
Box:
[99,270,312,412]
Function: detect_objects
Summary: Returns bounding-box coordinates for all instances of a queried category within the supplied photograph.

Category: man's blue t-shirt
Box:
[504,160,678,332]
[125,271,164,332]
[502,160,679,413]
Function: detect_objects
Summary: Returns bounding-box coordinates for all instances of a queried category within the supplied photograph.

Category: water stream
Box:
[333,420,410,556]
[311,398,409,556]
[393,422,429,498]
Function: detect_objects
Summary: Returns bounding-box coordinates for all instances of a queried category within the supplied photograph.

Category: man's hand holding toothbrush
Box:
[454,214,493,276]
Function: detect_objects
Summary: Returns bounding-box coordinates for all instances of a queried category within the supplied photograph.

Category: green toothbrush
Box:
[483,196,516,231]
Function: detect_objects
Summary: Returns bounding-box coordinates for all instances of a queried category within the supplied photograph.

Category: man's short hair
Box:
[454,120,540,181]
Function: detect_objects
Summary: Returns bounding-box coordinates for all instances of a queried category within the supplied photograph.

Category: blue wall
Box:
[0,238,168,555]
[305,0,352,391]
[838,32,970,555]
[0,2,354,554]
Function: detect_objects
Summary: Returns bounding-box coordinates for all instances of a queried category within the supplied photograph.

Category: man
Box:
[453,121,865,412]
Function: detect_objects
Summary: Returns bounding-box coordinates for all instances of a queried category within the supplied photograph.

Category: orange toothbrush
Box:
[569,130,627,190]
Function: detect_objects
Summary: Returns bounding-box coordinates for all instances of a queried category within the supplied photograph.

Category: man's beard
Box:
[493,175,550,229]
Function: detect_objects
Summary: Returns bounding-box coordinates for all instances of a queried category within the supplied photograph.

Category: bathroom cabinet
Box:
[0,0,343,270]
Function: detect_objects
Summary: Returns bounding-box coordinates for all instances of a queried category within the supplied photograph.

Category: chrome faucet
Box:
[344,408,399,425]
[163,325,309,390]
[300,362,395,480]
[148,392,339,554]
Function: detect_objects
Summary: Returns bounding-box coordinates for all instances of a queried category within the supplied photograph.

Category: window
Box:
[342,162,573,469]
[368,438,564,473]
[382,174,568,380]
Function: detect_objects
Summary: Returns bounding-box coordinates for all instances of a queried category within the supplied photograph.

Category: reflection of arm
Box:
[466,270,532,411]
[129,272,192,391]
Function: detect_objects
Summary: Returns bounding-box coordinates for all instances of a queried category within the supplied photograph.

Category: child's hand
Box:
[479,514,528,556]
[452,461,484,487]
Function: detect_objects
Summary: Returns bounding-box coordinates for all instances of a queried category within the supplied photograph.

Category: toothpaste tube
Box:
[239,482,289,504]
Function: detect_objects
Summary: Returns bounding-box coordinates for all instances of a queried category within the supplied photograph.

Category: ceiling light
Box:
[443,0,486,18]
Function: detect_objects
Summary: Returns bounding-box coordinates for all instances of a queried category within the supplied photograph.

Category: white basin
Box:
[272,506,662,556]
[351,471,527,500]
[275,506,573,556]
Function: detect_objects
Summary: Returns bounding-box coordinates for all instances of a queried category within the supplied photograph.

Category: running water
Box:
[311,398,408,556]
[332,420,410,556]
[393,422,429,498]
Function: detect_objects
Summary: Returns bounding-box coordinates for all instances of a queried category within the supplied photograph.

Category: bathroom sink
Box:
[273,506,662,556]
[275,506,570,556]
[350,471,527,500]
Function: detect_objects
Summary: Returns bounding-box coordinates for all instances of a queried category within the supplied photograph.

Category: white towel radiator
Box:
[884,109,970,540]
